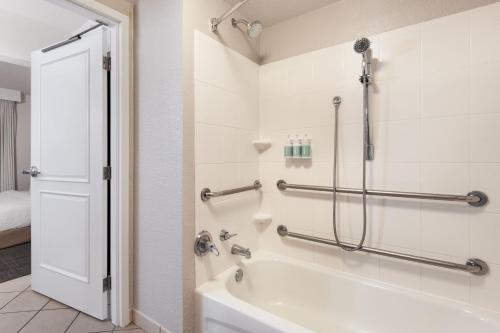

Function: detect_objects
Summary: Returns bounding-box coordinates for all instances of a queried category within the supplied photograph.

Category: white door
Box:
[30,27,109,320]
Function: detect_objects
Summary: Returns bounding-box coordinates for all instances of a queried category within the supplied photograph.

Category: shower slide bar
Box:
[277,225,489,275]
[201,180,262,202]
[276,180,488,207]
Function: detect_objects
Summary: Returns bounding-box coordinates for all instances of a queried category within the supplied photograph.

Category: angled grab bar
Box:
[201,180,261,202]
[277,225,488,275]
[277,180,488,207]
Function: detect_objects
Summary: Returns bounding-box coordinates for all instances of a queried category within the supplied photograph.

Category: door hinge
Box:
[103,55,111,71]
[103,166,111,180]
[103,276,111,291]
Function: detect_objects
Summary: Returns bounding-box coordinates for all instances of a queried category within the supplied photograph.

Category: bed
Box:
[0,191,31,250]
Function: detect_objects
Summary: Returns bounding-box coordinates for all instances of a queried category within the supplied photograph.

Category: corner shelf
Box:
[252,140,272,152]
[253,212,272,225]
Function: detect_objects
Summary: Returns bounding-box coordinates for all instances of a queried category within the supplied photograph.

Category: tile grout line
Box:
[16,298,51,333]
[1,306,69,314]
[0,282,42,315]
[1,309,52,315]
[0,290,25,312]
[64,311,81,333]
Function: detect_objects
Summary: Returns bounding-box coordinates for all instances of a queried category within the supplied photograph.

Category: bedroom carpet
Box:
[0,243,30,283]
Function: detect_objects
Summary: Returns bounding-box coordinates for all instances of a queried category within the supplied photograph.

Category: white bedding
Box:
[0,191,31,232]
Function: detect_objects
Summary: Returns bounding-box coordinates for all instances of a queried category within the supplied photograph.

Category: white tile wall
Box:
[194,2,500,314]
[194,31,260,286]
[257,3,500,314]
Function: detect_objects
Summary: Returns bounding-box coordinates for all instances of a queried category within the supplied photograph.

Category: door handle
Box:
[22,166,41,177]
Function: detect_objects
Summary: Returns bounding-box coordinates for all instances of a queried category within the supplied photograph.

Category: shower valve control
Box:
[220,230,238,241]
[194,231,220,257]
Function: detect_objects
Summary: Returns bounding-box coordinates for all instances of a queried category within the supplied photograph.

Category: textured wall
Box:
[134,0,183,332]
[258,3,500,313]
[260,0,500,64]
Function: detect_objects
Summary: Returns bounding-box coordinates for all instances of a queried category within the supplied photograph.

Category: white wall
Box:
[134,0,183,332]
[258,3,500,313]
[194,32,260,286]
[16,95,31,191]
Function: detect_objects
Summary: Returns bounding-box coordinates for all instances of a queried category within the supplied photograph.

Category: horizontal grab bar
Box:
[277,225,488,275]
[201,180,262,202]
[277,180,488,207]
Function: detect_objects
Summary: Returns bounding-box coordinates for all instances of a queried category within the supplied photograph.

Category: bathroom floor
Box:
[0,275,143,333]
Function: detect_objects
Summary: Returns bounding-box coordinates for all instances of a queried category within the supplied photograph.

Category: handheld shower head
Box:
[354,37,373,85]
[232,18,263,39]
[353,37,371,54]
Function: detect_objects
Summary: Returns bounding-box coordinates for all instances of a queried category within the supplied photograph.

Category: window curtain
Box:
[0,99,17,192]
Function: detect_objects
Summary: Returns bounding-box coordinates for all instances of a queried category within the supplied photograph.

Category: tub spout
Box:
[231,244,251,259]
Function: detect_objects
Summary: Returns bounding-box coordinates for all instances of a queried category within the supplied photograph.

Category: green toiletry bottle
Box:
[301,134,311,158]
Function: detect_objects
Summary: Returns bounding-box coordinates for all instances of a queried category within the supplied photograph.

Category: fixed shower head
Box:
[353,37,371,53]
[232,18,263,39]
[247,20,263,39]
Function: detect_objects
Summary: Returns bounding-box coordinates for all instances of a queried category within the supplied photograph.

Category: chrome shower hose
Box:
[331,96,367,252]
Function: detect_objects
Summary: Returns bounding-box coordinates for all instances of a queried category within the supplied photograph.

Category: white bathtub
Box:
[196,251,500,333]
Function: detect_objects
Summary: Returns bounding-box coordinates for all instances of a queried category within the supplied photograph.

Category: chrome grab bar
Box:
[201,180,262,202]
[277,225,488,275]
[277,180,488,207]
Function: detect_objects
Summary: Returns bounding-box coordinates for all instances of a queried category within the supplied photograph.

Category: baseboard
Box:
[132,308,173,333]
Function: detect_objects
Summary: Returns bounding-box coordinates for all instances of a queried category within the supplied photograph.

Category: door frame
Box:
[46,0,133,327]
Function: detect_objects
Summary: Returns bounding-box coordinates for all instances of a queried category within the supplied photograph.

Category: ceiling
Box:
[224,0,342,27]
[0,0,88,66]
[0,0,88,32]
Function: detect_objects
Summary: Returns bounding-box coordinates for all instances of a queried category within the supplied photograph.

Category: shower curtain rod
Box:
[277,225,488,275]
[276,180,488,207]
[41,21,108,53]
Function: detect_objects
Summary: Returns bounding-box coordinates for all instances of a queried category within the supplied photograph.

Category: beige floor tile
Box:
[0,292,20,309]
[19,308,78,333]
[0,291,49,313]
[115,322,139,330]
[115,329,146,333]
[43,299,69,310]
[66,312,115,333]
[0,311,37,333]
[0,275,31,293]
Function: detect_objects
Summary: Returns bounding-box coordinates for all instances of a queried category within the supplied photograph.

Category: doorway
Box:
[0,0,132,328]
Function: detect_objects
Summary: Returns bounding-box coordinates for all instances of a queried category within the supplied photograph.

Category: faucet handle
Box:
[194,231,220,257]
[220,229,238,241]
[208,242,220,256]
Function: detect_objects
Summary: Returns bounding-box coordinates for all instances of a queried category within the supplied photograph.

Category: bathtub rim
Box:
[196,250,500,330]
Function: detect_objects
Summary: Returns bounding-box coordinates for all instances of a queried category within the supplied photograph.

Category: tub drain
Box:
[235,268,243,282]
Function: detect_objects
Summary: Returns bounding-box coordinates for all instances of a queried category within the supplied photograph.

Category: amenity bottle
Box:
[301,134,311,158]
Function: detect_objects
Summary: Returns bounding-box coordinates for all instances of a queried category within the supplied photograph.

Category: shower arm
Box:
[211,0,249,32]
